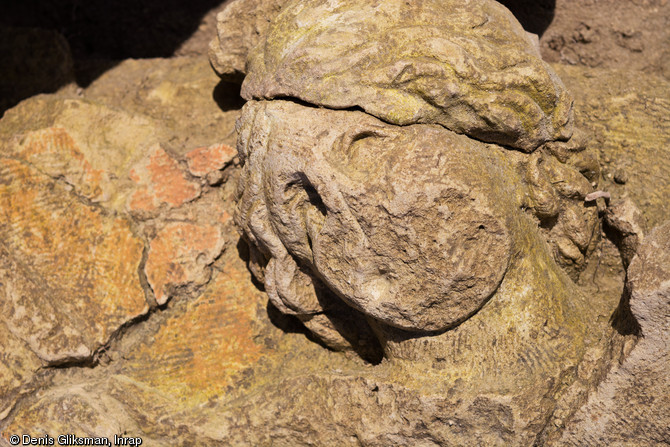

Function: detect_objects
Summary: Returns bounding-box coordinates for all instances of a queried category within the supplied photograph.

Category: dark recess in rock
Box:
[498,0,556,36]
[0,0,228,114]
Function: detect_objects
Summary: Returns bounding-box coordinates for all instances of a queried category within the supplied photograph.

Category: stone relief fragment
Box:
[231,0,602,353]
[241,0,575,152]
[2,0,668,444]
[234,99,600,353]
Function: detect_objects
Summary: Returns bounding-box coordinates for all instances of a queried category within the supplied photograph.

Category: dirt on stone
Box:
[539,0,670,79]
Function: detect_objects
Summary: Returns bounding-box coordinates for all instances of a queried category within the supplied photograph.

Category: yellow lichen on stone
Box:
[242,0,573,151]
[555,65,670,229]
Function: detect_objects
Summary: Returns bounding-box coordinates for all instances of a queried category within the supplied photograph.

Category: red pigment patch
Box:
[16,127,107,201]
[128,144,200,212]
[185,143,236,177]
[145,222,225,305]
[220,210,232,225]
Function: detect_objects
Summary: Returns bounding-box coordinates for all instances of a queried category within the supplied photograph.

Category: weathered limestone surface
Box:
[0,158,148,364]
[209,0,288,83]
[1,247,336,444]
[0,100,158,346]
[128,143,201,214]
[0,25,668,447]
[82,57,241,155]
[1,241,621,446]
[555,65,670,231]
[235,99,599,336]
[224,1,625,442]
[0,96,166,212]
[0,56,237,430]
[232,0,603,356]
[603,198,647,269]
[0,312,42,420]
[230,96,623,444]
[185,142,237,178]
[240,0,574,152]
[0,99,152,419]
[145,222,225,305]
[235,100,515,331]
[556,220,670,446]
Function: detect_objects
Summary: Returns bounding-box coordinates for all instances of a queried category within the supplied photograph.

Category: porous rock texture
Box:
[209,0,670,84]
[555,220,670,446]
[0,2,669,445]
[0,63,665,447]
[555,64,670,231]
[209,0,288,83]
[241,0,574,152]
[236,100,513,333]
[0,56,238,422]
[0,97,155,417]
[233,0,601,352]
[234,99,600,341]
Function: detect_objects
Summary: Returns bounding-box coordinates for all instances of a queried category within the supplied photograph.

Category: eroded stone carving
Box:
[231,0,603,354]
[236,100,514,334]
[241,0,575,152]
[208,0,288,83]
[558,220,670,445]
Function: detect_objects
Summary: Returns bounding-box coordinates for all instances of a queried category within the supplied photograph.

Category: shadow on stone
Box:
[0,0,225,60]
[266,301,309,335]
[213,80,246,112]
[0,27,75,116]
[611,281,642,337]
[72,59,121,89]
[235,237,267,293]
[498,0,556,36]
[0,0,226,113]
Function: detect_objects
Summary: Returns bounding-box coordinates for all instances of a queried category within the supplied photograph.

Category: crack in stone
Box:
[0,155,121,219]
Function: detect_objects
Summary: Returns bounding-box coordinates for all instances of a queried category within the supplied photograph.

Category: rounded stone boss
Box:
[228,0,601,356]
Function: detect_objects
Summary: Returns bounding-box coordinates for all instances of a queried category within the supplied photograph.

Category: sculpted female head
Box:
[231,0,600,355]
